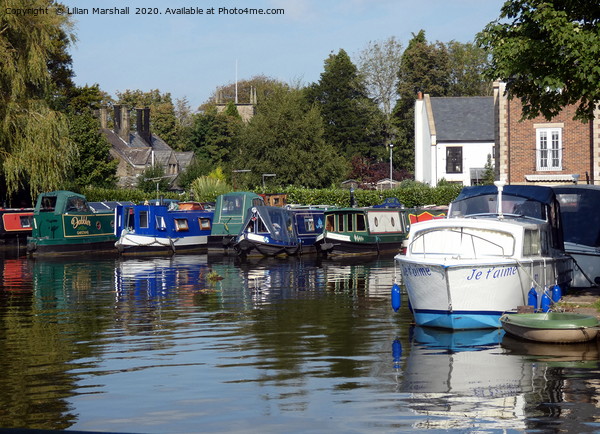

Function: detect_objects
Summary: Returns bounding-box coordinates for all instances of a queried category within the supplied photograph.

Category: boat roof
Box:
[454,185,556,205]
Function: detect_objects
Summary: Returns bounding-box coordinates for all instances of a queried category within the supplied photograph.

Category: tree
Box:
[173,96,194,151]
[446,41,493,97]
[305,49,386,159]
[356,36,404,117]
[137,165,170,194]
[65,85,118,189]
[202,75,283,108]
[188,106,243,165]
[392,31,492,174]
[233,85,348,188]
[0,1,78,200]
[482,154,496,185]
[392,31,452,173]
[477,0,600,121]
[116,89,180,146]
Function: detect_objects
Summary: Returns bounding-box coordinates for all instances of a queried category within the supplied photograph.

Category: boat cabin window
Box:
[126,207,135,228]
[41,196,57,212]
[174,218,189,231]
[256,217,268,233]
[66,196,89,213]
[221,195,244,217]
[410,227,515,258]
[338,214,346,232]
[139,211,149,228]
[325,214,335,232]
[155,216,166,231]
[347,214,354,232]
[523,229,541,256]
[303,216,315,232]
[252,198,265,207]
[20,215,32,228]
[356,214,366,231]
[199,218,211,230]
[246,216,267,234]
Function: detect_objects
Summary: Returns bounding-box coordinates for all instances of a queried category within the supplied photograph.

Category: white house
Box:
[414,93,495,187]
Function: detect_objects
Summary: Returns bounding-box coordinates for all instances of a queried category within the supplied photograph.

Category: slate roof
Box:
[103,129,192,169]
[429,97,494,142]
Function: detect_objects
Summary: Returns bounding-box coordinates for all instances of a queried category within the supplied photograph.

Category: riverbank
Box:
[560,286,600,319]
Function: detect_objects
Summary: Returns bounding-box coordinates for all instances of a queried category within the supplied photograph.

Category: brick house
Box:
[414,93,495,186]
[100,106,194,189]
[494,81,600,185]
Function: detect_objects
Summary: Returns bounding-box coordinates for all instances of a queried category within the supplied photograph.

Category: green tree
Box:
[137,165,170,194]
[0,0,77,199]
[188,106,243,165]
[392,31,452,173]
[482,153,496,185]
[202,75,283,108]
[477,0,600,121]
[392,31,491,174]
[65,85,118,189]
[116,89,180,146]
[233,85,348,188]
[447,40,493,97]
[176,159,213,190]
[305,49,386,159]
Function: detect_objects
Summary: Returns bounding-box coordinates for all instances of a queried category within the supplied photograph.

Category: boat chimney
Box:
[494,180,506,219]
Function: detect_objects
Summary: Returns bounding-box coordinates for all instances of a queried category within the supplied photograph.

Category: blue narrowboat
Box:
[114,200,213,255]
[233,205,326,257]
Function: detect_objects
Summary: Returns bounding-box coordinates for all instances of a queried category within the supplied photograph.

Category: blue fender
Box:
[391,283,401,312]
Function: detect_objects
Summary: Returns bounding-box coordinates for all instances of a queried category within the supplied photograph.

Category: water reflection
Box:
[1,254,599,432]
[400,327,528,430]
[398,326,600,431]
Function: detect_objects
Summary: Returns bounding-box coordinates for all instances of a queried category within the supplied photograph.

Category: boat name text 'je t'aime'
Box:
[467,267,518,281]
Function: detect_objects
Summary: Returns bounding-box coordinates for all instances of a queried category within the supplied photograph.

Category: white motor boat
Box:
[395,182,573,329]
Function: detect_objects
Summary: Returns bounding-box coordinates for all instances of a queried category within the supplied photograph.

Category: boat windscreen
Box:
[450,194,546,220]
[244,207,296,243]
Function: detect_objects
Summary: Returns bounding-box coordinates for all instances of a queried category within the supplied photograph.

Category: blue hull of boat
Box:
[413,309,505,329]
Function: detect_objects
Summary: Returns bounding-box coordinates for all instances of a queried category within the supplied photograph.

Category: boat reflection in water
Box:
[400,327,528,430]
[398,326,600,431]
[114,255,210,300]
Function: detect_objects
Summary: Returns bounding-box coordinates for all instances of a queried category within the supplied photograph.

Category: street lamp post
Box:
[389,143,394,188]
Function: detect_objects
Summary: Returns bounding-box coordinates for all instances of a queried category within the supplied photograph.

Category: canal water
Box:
[1,253,599,433]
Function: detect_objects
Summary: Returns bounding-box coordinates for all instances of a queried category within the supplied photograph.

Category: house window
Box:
[536,128,562,171]
[446,147,463,173]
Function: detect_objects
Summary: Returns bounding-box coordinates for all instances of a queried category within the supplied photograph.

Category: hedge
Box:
[80,183,463,208]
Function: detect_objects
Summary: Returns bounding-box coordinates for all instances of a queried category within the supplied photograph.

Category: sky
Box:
[62,0,507,110]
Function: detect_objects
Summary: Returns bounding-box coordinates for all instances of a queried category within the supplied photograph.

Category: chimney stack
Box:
[113,105,122,135]
[120,107,130,142]
[100,105,108,129]
[136,107,152,144]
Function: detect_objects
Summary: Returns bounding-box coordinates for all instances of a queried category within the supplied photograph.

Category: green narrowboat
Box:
[315,206,446,257]
[207,191,265,253]
[27,191,122,256]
